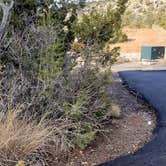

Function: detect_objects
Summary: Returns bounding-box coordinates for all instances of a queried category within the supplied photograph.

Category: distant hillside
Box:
[127,0,166,13]
[123,0,166,28]
[81,0,117,14]
[84,0,166,13]
[83,0,166,29]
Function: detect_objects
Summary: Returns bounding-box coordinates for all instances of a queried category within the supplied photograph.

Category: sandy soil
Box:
[110,26,166,54]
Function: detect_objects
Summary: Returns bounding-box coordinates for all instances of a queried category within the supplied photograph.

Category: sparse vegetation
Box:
[122,0,166,29]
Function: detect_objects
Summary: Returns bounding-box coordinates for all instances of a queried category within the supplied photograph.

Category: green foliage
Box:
[73,7,126,45]
[117,0,128,14]
[37,36,66,81]
[11,0,38,30]
[73,0,128,46]
[74,131,96,149]
[58,65,115,149]
[64,100,86,121]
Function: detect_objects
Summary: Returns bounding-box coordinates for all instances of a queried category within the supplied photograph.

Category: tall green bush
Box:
[73,3,128,46]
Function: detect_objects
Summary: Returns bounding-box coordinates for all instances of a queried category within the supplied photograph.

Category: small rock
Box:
[90,149,95,152]
[148,121,152,125]
[80,151,84,155]
[81,161,88,165]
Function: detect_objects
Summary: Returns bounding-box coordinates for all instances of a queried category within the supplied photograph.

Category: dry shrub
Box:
[0,107,53,166]
[70,42,85,52]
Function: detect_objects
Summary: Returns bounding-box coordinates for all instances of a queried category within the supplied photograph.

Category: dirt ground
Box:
[64,74,156,166]
[110,26,166,54]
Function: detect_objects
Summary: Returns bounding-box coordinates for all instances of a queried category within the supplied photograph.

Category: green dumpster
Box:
[141,46,165,60]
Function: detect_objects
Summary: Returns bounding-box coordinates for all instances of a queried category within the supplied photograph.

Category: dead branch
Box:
[0,0,14,41]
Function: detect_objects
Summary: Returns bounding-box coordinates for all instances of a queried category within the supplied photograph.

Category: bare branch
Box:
[0,0,14,41]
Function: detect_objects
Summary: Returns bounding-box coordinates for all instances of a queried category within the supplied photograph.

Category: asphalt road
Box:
[99,70,166,166]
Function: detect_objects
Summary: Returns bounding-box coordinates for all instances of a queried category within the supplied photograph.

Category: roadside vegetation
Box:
[0,0,128,165]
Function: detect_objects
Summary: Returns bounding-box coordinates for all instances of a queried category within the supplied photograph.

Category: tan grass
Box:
[0,108,53,165]
[110,104,121,118]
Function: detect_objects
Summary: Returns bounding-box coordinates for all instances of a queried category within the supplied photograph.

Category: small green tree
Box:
[73,0,128,46]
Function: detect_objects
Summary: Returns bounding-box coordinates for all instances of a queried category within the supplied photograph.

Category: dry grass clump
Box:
[70,42,85,52]
[0,107,53,166]
[110,104,121,118]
